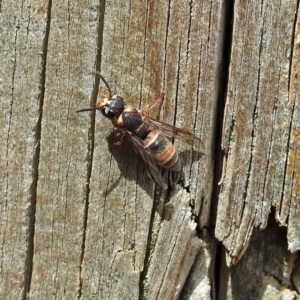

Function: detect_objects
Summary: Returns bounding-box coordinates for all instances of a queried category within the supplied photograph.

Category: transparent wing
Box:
[143,116,205,153]
[124,131,168,189]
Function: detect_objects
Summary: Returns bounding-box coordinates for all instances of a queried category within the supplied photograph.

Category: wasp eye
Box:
[104,106,110,115]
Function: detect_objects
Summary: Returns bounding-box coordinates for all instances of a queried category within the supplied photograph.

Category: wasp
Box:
[77,72,204,189]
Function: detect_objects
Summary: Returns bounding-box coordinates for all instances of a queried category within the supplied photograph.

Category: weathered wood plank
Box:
[0,1,49,298]
[3,0,298,298]
[284,5,300,253]
[28,0,101,299]
[1,0,222,298]
[80,0,223,298]
[216,0,300,264]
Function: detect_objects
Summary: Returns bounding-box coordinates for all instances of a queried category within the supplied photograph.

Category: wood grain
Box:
[1,1,49,298]
[216,0,300,266]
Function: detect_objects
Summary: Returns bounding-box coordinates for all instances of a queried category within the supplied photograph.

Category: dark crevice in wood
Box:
[240,17,265,219]
[164,40,182,191]
[77,1,106,299]
[173,40,181,126]
[287,0,299,93]
[186,0,193,69]
[139,188,174,297]
[213,241,225,300]
[138,193,159,300]
[162,0,171,90]
[4,24,18,211]
[157,210,187,298]
[139,0,149,109]
[208,0,234,299]
[23,0,52,299]
[209,0,233,227]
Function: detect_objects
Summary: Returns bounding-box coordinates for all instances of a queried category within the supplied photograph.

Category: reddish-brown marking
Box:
[113,106,139,127]
[113,115,123,127]
[141,92,165,118]
[153,140,175,165]
[123,105,138,113]
[144,130,176,165]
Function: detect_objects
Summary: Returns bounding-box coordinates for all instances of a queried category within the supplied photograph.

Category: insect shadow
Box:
[103,130,156,196]
[103,130,204,197]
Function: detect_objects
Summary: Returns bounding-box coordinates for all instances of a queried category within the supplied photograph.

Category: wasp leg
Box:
[141,92,165,117]
[109,134,126,152]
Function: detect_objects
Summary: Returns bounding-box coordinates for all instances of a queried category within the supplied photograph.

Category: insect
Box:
[77,72,204,189]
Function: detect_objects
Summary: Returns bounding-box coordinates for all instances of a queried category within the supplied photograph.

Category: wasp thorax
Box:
[99,95,124,119]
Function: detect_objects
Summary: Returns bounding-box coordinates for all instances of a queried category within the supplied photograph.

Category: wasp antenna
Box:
[94,71,112,98]
[76,107,98,113]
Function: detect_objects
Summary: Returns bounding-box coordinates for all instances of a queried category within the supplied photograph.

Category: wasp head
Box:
[97,95,124,119]
[76,72,125,118]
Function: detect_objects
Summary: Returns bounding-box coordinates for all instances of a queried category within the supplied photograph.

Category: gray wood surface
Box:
[1,0,299,299]
[216,0,300,264]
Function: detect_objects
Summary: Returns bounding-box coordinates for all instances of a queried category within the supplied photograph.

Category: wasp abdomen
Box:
[144,130,181,172]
